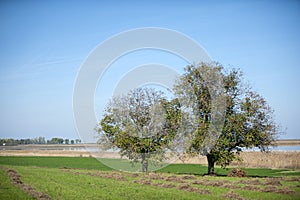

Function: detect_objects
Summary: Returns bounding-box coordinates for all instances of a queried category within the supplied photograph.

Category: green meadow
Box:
[1,156,300,200]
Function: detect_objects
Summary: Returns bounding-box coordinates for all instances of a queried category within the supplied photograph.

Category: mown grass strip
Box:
[14,166,212,200]
[0,167,34,200]
[4,165,300,200]
[157,163,300,177]
[0,156,112,170]
[1,156,300,177]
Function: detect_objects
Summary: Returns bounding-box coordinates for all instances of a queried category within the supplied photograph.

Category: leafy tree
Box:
[71,140,75,144]
[58,138,64,144]
[75,139,81,144]
[49,138,64,144]
[0,138,18,146]
[97,88,181,172]
[65,139,69,144]
[174,62,278,175]
[33,137,46,144]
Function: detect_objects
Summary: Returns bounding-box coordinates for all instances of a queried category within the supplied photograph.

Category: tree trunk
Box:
[141,153,148,172]
[206,154,215,175]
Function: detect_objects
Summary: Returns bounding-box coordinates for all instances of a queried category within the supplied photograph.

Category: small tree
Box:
[65,139,69,145]
[174,63,278,175]
[97,88,181,172]
[50,138,64,144]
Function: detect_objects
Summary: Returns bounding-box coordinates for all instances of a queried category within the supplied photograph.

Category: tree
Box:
[75,139,81,144]
[71,140,75,144]
[97,88,181,172]
[34,137,46,144]
[65,139,69,144]
[49,138,64,144]
[174,62,278,175]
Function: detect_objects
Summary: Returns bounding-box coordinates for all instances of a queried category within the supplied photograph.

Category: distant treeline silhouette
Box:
[0,137,81,146]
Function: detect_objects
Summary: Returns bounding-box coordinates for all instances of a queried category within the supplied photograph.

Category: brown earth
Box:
[2,167,50,200]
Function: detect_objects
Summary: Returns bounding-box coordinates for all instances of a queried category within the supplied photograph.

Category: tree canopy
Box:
[97,62,278,174]
[97,88,182,172]
[174,62,278,174]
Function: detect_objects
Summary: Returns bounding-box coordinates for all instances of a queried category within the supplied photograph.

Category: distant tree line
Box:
[0,137,81,146]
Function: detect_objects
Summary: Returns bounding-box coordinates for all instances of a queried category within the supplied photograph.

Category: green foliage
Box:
[48,137,64,144]
[0,137,46,145]
[174,62,278,173]
[97,88,182,172]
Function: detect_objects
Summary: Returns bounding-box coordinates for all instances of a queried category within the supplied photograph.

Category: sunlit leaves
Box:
[174,62,278,171]
[97,88,181,172]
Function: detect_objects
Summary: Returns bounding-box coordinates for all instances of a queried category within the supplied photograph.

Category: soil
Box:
[3,167,51,200]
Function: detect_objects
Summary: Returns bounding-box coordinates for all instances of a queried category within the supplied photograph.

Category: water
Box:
[2,144,300,152]
[243,145,300,152]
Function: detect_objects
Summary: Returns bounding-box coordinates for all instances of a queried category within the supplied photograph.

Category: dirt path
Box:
[2,167,50,200]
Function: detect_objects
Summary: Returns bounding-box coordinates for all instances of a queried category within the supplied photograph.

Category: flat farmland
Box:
[1,143,299,169]
[1,156,300,200]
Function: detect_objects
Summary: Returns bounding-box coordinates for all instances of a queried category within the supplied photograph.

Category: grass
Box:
[1,165,300,200]
[237,151,300,169]
[0,168,33,200]
[157,163,300,177]
[243,168,300,177]
[0,156,225,174]
[157,163,227,175]
[1,156,300,199]
[0,156,112,170]
[1,156,300,176]
[11,166,210,200]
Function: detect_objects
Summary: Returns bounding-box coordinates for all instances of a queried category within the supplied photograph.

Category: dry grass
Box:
[274,139,300,146]
[232,151,300,169]
[174,151,300,169]
[172,151,300,169]
[0,150,92,157]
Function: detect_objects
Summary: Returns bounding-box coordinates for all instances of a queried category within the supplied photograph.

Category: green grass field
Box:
[1,156,300,199]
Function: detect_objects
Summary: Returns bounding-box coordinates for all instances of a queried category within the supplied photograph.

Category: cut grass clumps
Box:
[3,167,50,200]
[228,168,247,177]
[0,167,34,200]
[10,165,300,200]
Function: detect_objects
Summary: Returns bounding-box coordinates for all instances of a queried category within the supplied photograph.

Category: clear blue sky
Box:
[0,0,299,141]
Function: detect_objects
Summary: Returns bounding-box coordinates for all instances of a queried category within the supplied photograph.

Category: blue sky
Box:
[0,0,299,141]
